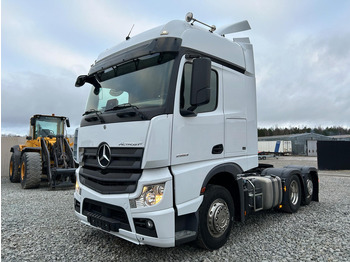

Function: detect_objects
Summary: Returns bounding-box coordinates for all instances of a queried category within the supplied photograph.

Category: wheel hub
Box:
[306,178,313,196]
[290,180,299,205]
[207,199,230,238]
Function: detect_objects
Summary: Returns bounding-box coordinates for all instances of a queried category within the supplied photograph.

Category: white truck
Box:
[73,13,319,250]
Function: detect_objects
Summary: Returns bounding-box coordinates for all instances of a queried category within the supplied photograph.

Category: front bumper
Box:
[74,167,175,248]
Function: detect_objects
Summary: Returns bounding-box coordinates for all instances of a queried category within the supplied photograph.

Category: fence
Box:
[1,136,26,177]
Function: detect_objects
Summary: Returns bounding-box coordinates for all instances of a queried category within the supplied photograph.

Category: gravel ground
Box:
[2,156,350,261]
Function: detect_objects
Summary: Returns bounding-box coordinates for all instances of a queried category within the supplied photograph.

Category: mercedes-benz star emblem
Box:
[97,143,111,168]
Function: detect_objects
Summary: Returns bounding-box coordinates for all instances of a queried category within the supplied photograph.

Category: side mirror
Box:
[66,118,71,128]
[75,75,87,87]
[30,118,35,126]
[190,57,211,108]
[75,74,101,95]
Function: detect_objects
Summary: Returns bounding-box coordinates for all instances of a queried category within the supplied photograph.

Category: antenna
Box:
[185,12,216,33]
[126,24,135,40]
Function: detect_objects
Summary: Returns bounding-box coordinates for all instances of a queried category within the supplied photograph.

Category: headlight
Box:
[75,180,81,195]
[131,183,165,208]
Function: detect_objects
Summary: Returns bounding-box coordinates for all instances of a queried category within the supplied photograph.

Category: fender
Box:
[262,167,302,180]
[10,145,21,154]
[201,163,245,222]
[21,147,41,153]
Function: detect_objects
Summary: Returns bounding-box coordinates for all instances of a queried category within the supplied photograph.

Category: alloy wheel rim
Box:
[306,179,313,197]
[290,180,299,205]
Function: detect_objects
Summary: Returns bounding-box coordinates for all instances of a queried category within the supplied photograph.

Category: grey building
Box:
[258,133,336,156]
[329,135,350,141]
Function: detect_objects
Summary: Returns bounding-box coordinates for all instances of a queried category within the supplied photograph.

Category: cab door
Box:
[171,58,224,165]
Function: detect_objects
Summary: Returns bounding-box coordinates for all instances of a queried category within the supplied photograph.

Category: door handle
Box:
[212,144,224,154]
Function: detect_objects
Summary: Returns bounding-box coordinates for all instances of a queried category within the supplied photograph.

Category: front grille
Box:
[82,198,131,231]
[80,147,143,194]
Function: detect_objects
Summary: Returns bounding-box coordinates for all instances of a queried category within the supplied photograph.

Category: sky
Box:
[2,0,350,135]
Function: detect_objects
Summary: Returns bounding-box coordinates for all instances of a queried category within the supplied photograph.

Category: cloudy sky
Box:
[2,0,350,135]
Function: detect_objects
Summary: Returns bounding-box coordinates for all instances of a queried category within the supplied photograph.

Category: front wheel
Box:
[20,152,42,189]
[196,185,234,250]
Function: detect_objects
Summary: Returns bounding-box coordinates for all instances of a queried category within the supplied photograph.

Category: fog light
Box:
[133,218,157,237]
[146,220,154,229]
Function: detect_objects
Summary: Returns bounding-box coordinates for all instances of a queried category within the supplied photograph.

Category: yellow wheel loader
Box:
[9,114,76,189]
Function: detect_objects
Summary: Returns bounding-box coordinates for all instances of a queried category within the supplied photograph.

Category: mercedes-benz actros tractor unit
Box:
[74,13,319,250]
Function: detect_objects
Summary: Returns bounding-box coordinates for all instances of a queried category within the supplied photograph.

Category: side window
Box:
[180,63,218,114]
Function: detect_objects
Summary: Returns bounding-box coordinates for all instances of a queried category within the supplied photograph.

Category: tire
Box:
[302,173,313,206]
[196,185,234,250]
[9,153,21,183]
[20,152,42,189]
[283,174,301,213]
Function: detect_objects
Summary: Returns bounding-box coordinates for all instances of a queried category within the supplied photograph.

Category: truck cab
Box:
[74,14,318,250]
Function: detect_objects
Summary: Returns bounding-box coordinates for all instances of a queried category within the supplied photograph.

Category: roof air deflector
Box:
[217,20,251,36]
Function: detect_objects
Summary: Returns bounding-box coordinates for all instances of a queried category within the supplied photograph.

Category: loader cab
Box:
[29,114,70,140]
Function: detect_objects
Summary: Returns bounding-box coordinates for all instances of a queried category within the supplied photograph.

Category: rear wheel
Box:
[9,153,21,183]
[196,185,234,250]
[284,174,301,213]
[20,152,42,189]
[302,173,313,205]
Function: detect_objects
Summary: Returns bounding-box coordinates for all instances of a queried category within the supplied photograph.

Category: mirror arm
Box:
[180,109,197,117]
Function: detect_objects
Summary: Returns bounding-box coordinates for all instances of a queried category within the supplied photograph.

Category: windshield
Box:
[85,53,176,114]
[34,117,64,138]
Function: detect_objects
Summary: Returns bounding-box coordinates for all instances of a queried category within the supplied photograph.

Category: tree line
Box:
[258,126,350,137]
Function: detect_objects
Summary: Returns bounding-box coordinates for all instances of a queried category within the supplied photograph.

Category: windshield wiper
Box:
[104,103,133,112]
[105,103,147,120]
[83,109,105,123]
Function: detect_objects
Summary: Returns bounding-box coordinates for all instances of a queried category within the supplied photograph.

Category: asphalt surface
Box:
[2,156,350,261]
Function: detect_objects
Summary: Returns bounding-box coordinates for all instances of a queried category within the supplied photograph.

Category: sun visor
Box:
[89,37,182,75]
